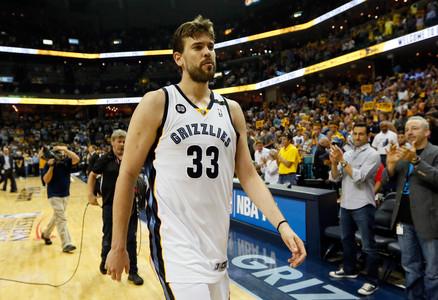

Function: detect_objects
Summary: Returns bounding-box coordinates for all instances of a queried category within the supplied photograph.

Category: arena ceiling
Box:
[7,0,286,31]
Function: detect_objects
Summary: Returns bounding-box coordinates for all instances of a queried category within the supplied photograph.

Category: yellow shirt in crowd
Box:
[278,144,300,174]
[39,158,46,169]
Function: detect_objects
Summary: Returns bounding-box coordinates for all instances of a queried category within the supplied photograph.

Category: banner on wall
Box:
[231,188,306,241]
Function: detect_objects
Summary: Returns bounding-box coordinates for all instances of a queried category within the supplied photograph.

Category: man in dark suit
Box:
[383,116,438,300]
[0,146,17,193]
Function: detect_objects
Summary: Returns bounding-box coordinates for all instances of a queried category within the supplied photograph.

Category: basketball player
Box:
[105,16,306,300]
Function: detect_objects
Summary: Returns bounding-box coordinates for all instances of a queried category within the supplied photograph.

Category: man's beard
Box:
[187,63,215,83]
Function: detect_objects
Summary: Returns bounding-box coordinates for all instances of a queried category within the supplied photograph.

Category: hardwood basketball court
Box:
[0,176,255,300]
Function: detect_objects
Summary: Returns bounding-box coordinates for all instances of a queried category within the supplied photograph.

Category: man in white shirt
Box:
[371,121,398,165]
[254,140,270,170]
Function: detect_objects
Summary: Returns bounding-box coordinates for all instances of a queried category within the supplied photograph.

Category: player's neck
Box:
[178,77,210,103]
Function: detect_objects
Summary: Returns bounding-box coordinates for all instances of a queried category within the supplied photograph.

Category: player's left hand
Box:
[279,224,306,268]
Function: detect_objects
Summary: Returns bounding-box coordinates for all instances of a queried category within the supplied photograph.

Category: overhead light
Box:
[0,76,13,83]
[42,39,53,45]
[113,39,122,45]
[68,38,79,45]
[293,11,303,18]
[244,0,260,7]
[224,28,233,35]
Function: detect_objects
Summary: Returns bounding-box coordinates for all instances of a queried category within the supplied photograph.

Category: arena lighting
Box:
[42,39,53,45]
[0,24,437,104]
[0,0,367,58]
[244,0,260,7]
[216,24,438,94]
[68,38,79,45]
[293,11,303,18]
[0,76,14,83]
[0,96,142,105]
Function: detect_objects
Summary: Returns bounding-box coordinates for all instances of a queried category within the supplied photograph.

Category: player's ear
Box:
[173,51,183,68]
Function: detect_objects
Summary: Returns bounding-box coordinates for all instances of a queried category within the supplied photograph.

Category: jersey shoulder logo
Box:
[175,104,186,114]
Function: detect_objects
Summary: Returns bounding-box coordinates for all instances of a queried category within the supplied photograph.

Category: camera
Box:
[41,146,64,164]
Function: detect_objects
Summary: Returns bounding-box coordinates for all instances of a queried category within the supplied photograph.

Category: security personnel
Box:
[87,130,143,285]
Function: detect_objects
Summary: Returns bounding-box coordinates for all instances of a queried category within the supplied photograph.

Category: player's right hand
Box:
[105,248,130,282]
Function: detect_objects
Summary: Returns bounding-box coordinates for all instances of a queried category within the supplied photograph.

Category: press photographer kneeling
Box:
[40,144,80,253]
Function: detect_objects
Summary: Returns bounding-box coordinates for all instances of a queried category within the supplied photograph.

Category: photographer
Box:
[87,130,143,285]
[40,145,79,253]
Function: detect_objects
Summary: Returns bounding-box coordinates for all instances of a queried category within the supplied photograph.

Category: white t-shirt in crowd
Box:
[262,159,279,184]
[254,148,270,166]
[372,130,398,155]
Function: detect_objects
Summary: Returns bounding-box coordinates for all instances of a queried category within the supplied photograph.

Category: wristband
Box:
[276,220,288,232]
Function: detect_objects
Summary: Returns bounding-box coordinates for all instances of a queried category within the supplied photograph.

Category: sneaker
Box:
[41,233,52,245]
[99,261,107,275]
[329,268,359,279]
[62,244,76,253]
[358,283,378,295]
[128,273,144,286]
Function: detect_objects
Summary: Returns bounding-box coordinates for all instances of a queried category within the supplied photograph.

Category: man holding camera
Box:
[40,145,80,253]
[87,130,143,285]
[328,122,381,296]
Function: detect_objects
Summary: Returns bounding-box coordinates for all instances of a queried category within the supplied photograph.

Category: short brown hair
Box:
[172,15,215,53]
[353,122,369,134]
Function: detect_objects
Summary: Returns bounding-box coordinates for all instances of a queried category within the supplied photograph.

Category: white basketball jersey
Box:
[145,85,237,288]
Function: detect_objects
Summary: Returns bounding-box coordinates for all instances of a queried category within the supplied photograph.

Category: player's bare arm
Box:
[228,99,306,268]
[106,89,165,281]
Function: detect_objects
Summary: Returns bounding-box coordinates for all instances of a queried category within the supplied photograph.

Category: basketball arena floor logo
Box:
[0,212,40,241]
